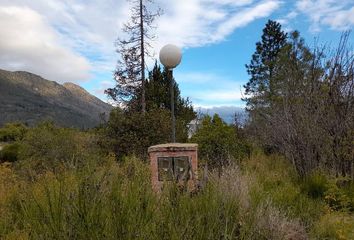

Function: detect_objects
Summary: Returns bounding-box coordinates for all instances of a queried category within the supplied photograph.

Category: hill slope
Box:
[0,69,112,128]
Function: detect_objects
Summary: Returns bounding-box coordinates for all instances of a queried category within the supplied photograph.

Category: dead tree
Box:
[106,0,161,113]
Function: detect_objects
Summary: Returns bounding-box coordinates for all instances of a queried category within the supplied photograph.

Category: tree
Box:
[245,27,354,177]
[130,62,196,123]
[100,108,191,160]
[244,20,287,111]
[191,114,249,172]
[101,63,196,158]
[105,0,161,112]
[271,32,354,177]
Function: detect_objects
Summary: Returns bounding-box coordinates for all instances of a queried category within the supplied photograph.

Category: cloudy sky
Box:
[0,0,353,108]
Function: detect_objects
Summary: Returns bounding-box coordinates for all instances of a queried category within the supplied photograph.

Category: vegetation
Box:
[16,122,103,178]
[0,117,353,239]
[1,136,353,239]
[190,114,250,171]
[106,0,161,112]
[244,22,354,177]
[0,143,20,163]
[244,19,287,111]
[0,123,27,163]
[0,19,353,240]
[99,108,190,160]
[130,62,196,124]
[0,123,27,142]
[100,63,196,160]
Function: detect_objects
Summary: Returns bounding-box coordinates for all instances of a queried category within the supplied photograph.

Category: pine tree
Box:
[130,62,196,123]
[105,0,161,112]
[243,20,287,111]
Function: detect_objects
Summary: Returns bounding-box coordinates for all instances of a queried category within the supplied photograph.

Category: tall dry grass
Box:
[0,152,352,239]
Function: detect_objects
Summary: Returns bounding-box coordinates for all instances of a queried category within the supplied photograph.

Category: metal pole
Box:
[170,69,176,143]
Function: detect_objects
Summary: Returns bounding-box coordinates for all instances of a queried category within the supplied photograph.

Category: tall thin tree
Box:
[105,0,160,113]
[243,20,287,111]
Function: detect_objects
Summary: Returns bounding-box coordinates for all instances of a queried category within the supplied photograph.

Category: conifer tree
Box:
[244,20,287,111]
[105,0,160,113]
[130,62,196,123]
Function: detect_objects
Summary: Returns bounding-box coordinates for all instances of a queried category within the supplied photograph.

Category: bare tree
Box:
[256,31,354,177]
[106,0,161,113]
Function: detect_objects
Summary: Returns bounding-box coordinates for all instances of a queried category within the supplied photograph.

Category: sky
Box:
[0,0,353,109]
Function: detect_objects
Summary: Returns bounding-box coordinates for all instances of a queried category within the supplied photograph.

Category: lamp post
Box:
[159,44,182,143]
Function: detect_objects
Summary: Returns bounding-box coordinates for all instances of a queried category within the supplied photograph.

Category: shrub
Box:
[251,200,308,240]
[246,152,326,229]
[100,108,189,160]
[0,143,20,163]
[17,121,102,177]
[0,163,20,237]
[1,155,313,240]
[0,123,27,142]
[301,171,329,199]
[1,142,351,239]
[190,114,250,170]
[312,212,354,239]
[324,178,354,212]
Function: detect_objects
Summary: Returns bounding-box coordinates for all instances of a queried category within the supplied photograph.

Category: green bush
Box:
[2,157,308,240]
[0,129,352,240]
[191,114,250,170]
[5,159,219,239]
[0,123,27,142]
[246,152,325,229]
[0,143,20,163]
[324,179,354,212]
[342,181,354,212]
[301,171,329,199]
[312,212,354,239]
[17,121,102,176]
[301,173,354,212]
[100,108,189,160]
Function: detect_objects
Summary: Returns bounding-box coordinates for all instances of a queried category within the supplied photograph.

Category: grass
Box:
[0,152,353,239]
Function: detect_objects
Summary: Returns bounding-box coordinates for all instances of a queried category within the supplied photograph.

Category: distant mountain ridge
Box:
[196,106,247,124]
[0,69,112,128]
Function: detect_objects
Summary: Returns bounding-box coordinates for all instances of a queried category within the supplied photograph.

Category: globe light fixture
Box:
[159,44,182,69]
[159,44,182,143]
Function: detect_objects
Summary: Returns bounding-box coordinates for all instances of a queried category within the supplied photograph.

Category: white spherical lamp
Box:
[159,44,182,69]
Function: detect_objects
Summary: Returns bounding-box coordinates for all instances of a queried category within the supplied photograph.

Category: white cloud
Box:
[322,7,354,30]
[175,72,221,84]
[156,0,282,48]
[93,80,115,97]
[296,0,354,32]
[203,0,254,6]
[193,90,243,102]
[276,10,298,26]
[0,0,129,83]
[175,71,245,106]
[212,0,282,42]
[0,6,91,83]
[0,0,281,94]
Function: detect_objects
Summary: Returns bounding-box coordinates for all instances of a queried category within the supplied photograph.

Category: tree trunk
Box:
[140,0,146,113]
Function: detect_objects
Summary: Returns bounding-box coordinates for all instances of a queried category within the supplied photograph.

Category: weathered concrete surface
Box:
[149,143,198,192]
[148,143,198,153]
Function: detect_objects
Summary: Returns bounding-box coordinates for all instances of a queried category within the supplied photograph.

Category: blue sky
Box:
[0,0,353,109]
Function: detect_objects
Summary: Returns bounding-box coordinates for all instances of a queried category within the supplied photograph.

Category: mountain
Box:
[196,106,247,124]
[0,69,113,128]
